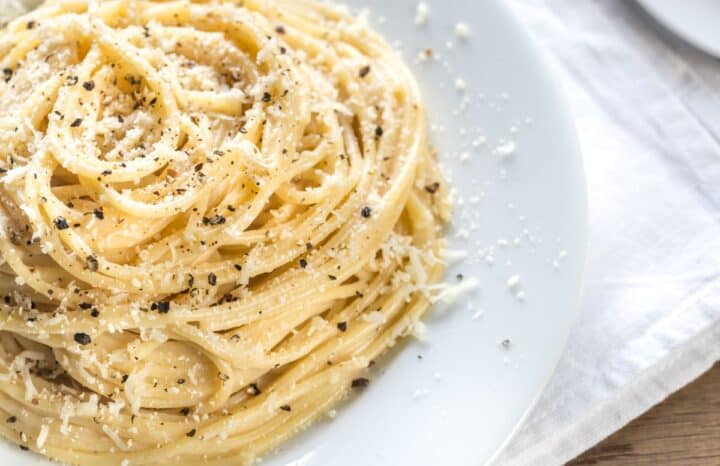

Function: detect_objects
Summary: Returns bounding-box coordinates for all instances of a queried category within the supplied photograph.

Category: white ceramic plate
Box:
[637,0,720,58]
[1,0,586,465]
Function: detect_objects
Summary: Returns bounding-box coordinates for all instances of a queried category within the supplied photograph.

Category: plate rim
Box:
[486,1,589,463]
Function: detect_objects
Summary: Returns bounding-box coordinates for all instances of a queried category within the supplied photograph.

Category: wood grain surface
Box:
[569,363,720,465]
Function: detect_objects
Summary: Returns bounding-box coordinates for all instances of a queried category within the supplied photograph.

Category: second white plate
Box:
[638,0,720,58]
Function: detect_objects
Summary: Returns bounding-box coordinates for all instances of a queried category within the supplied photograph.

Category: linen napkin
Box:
[494,1,720,464]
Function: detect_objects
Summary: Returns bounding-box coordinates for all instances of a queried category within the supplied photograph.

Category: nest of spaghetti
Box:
[0,1,449,464]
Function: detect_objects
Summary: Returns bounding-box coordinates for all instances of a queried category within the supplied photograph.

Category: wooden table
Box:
[569,364,720,465]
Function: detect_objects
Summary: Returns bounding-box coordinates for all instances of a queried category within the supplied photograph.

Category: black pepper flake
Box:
[359,65,371,78]
[456,273,464,281]
[186,428,196,437]
[279,405,292,412]
[299,259,308,268]
[306,243,313,251]
[27,20,35,29]
[328,274,337,281]
[73,332,91,345]
[2,68,13,83]
[262,92,272,103]
[180,407,190,416]
[101,170,112,176]
[121,374,129,383]
[5,416,16,423]
[375,126,384,137]
[156,301,170,313]
[351,378,370,389]
[425,182,440,194]
[248,383,261,396]
[82,80,95,91]
[337,322,347,332]
[79,302,92,310]
[361,206,372,218]
[66,75,78,86]
[355,291,364,298]
[194,163,204,172]
[85,255,99,272]
[19,446,29,451]
[70,118,82,128]
[275,25,286,34]
[208,273,217,286]
[54,216,70,230]
[91,308,100,318]
[177,378,185,384]
[93,207,104,219]
[203,215,226,226]
[234,264,242,271]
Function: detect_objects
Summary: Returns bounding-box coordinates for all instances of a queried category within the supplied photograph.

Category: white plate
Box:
[1,0,587,465]
[637,0,720,58]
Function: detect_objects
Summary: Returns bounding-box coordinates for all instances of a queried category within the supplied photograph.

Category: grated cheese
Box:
[414,2,429,26]
[454,22,471,39]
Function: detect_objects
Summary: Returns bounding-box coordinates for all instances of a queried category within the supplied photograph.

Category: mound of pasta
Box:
[0,0,449,464]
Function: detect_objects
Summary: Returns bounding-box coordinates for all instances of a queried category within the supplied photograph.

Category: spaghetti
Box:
[0,0,449,464]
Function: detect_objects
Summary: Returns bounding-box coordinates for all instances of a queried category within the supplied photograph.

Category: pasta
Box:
[0,0,449,464]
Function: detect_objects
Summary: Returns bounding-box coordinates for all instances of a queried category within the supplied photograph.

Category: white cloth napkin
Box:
[495,1,720,464]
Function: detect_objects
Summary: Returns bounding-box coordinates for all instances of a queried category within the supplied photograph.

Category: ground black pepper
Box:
[73,333,91,345]
[351,378,370,389]
[54,216,70,230]
[203,215,226,226]
[156,301,170,313]
[425,182,440,194]
[85,255,99,272]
